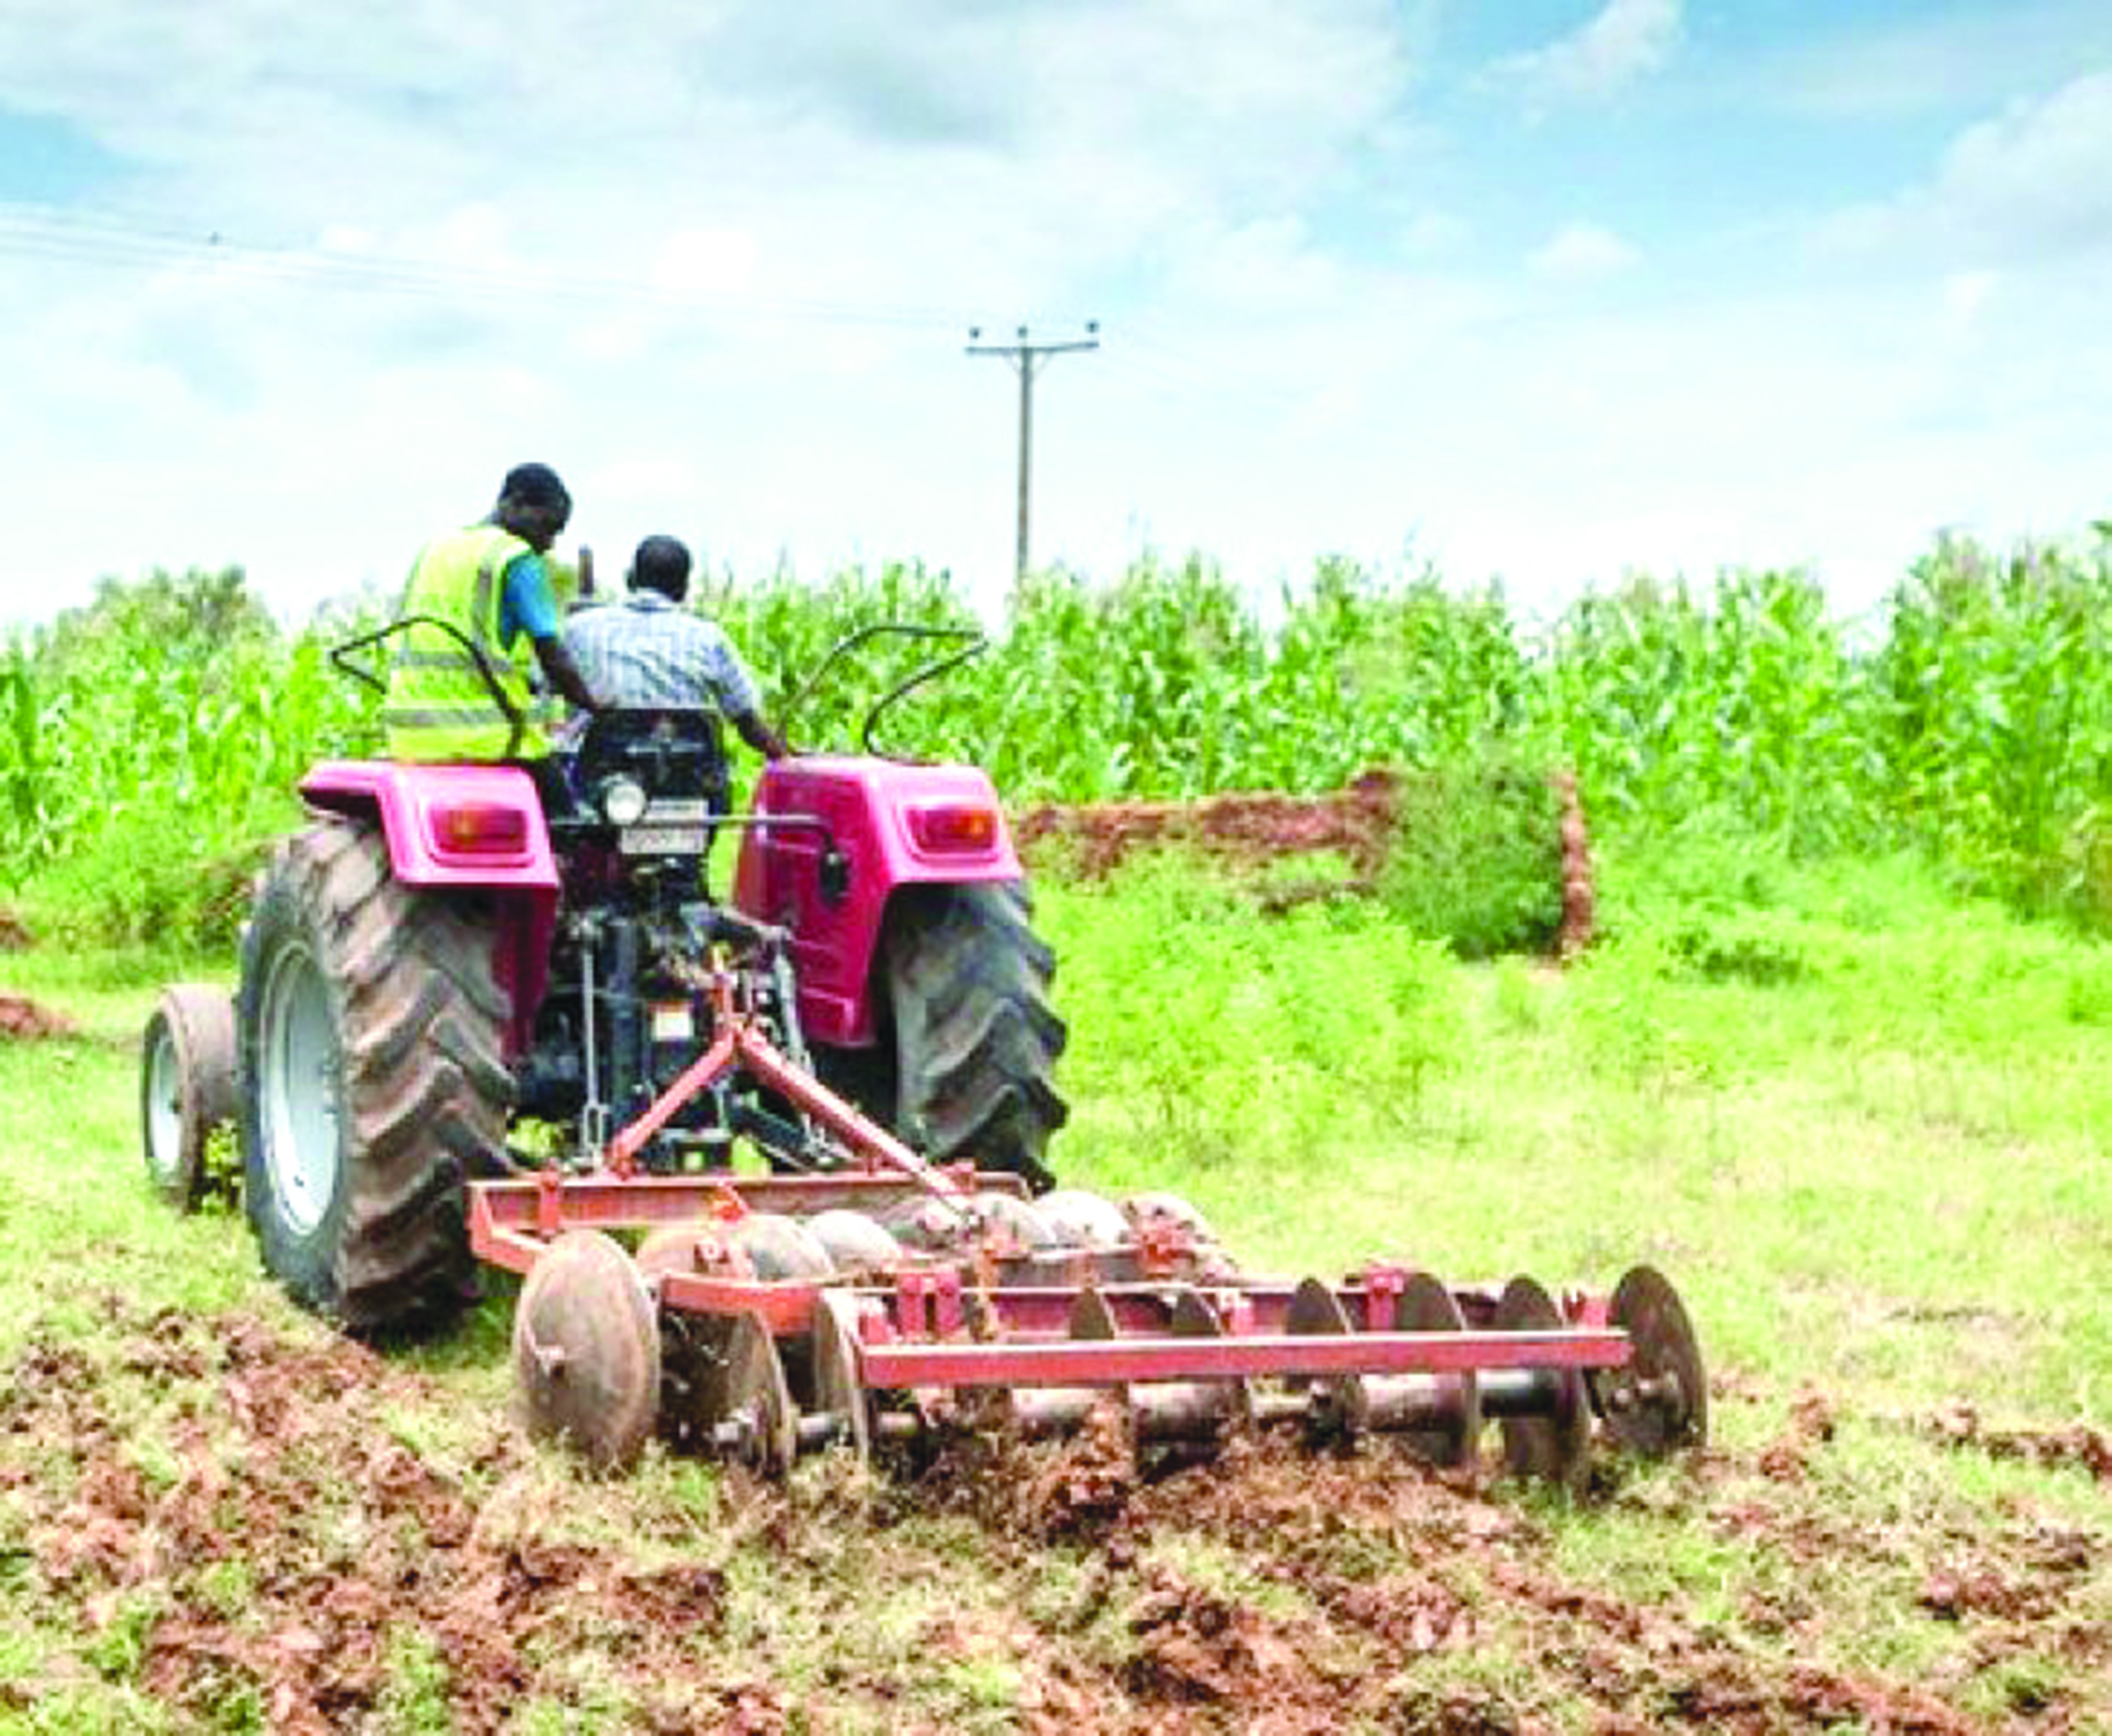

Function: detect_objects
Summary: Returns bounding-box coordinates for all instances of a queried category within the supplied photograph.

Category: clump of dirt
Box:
[1923,1399,2112,1484]
[1757,1386,1837,1483]
[0,994,73,1040]
[0,906,29,950]
[1121,1566,1331,1710]
[896,1398,1140,1542]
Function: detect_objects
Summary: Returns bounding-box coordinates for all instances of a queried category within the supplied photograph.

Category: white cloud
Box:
[0,0,2105,641]
[1824,68,2112,263]
[1941,269,2000,331]
[1528,221,1637,279]
[1761,1,2112,121]
[1489,0,1683,110]
[1932,69,2112,253]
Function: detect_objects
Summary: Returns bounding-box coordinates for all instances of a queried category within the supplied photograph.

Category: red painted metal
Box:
[731,757,1024,1047]
[659,1270,817,1335]
[462,937,1663,1428]
[595,970,972,1204]
[857,1329,1629,1390]
[299,760,559,889]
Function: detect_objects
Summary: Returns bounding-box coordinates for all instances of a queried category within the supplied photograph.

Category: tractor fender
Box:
[298,761,561,889]
[732,755,1023,1047]
[296,760,561,1055]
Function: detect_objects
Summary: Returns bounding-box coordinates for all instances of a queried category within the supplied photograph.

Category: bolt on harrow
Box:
[472,968,1707,1484]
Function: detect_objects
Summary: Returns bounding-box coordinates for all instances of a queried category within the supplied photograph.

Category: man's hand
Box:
[736,712,791,760]
[533,635,605,715]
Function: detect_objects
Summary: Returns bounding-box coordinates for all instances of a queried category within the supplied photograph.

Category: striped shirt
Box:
[564,591,763,720]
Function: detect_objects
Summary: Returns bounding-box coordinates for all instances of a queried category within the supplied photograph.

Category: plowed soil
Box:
[4,1301,2104,1732]
[0,993,72,1040]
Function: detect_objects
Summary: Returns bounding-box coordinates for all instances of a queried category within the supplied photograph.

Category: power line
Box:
[966,322,1099,587]
[0,202,972,331]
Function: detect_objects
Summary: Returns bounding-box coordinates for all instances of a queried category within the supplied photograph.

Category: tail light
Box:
[908,802,1000,855]
[428,801,532,855]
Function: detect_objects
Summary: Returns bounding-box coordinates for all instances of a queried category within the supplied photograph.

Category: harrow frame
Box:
[467,955,1708,1483]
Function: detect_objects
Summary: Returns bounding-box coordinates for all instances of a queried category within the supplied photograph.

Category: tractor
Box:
[142,621,1706,1483]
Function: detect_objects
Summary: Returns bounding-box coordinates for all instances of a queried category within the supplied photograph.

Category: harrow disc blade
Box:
[512,1230,662,1473]
[1593,1265,1708,1457]
[1491,1276,1590,1492]
[1121,1191,1220,1246]
[1068,1286,1119,1342]
[1001,1284,1138,1453]
[1382,1272,1484,1473]
[810,1290,874,1467]
[1148,1286,1247,1447]
[720,1312,798,1477]
[1284,1276,1366,1439]
[732,1212,835,1280]
[636,1221,738,1448]
[1037,1189,1131,1250]
[803,1209,904,1275]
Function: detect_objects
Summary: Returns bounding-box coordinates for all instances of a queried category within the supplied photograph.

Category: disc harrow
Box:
[470,957,1707,1485]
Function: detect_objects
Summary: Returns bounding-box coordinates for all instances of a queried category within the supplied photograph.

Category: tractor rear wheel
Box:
[238,819,512,1334]
[824,881,1067,1189]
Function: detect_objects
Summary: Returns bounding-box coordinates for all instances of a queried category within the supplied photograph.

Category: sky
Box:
[2,0,2110,630]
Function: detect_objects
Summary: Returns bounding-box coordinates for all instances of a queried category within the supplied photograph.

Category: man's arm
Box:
[534,634,604,715]
[504,554,604,715]
[700,625,784,757]
[731,710,790,760]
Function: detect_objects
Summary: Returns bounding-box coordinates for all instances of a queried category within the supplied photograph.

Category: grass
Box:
[1035,853,2111,1423]
[1,840,2108,1728]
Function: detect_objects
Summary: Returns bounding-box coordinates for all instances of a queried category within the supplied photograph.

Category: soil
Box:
[0,994,73,1040]
[0,907,28,951]
[1015,768,1597,956]
[4,1302,2104,1732]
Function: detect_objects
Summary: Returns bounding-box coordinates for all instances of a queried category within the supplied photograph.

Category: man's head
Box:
[493,462,571,553]
[629,534,692,603]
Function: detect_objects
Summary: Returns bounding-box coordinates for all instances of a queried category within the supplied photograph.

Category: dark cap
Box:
[499,462,571,510]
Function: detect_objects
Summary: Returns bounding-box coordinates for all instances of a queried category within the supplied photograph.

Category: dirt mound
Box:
[1016,767,1596,955]
[0,994,72,1040]
[1017,770,1404,883]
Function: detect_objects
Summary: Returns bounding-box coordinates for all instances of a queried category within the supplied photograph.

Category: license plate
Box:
[620,823,709,855]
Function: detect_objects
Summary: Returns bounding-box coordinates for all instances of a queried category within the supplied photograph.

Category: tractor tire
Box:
[824,881,1067,1189]
[238,818,512,1334]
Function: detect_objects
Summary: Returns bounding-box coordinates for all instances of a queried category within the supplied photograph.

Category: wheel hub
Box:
[258,944,342,1237]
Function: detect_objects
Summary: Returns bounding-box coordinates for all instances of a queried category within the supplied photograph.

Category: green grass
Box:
[2,841,2109,1728]
[1038,853,2111,1422]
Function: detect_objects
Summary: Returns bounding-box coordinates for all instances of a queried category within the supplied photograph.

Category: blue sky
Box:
[1,0,2108,628]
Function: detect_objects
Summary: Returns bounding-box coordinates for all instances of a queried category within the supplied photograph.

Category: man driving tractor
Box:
[564,533,790,760]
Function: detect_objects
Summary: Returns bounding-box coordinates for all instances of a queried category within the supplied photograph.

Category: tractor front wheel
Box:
[238,820,512,1334]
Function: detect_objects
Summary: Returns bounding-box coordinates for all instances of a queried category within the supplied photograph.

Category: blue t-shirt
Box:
[498,554,560,648]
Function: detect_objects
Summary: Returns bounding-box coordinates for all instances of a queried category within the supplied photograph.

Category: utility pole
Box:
[967,322,1099,586]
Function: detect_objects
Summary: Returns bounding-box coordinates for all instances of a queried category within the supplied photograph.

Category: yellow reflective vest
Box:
[383,524,553,761]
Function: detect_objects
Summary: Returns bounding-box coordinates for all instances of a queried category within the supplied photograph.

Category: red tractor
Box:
[143,625,1705,1483]
[145,626,1065,1331]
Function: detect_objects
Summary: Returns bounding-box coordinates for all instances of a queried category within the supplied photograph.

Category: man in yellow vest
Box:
[384,463,605,808]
